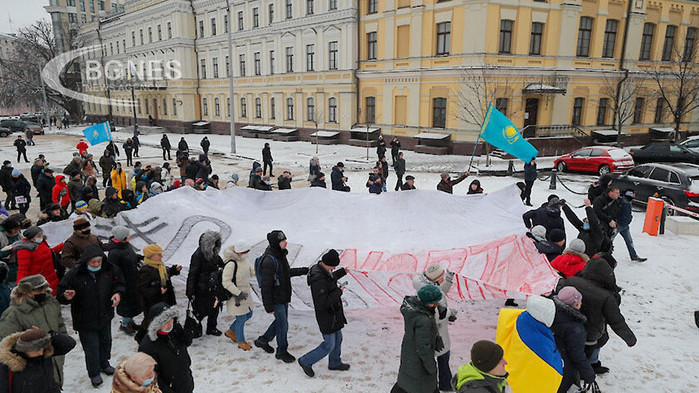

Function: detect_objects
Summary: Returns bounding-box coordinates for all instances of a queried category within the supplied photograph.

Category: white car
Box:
[680,136,699,153]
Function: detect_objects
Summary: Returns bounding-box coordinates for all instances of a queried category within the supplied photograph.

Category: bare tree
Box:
[0,20,83,119]
[645,40,699,142]
[310,104,324,154]
[599,71,643,145]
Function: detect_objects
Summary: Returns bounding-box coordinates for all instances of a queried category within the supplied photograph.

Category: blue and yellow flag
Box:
[480,105,538,162]
[82,122,112,146]
[496,309,563,393]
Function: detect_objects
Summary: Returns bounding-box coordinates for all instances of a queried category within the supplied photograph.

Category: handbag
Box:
[183,301,202,339]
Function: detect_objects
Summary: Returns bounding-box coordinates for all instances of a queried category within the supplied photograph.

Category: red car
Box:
[554,146,635,176]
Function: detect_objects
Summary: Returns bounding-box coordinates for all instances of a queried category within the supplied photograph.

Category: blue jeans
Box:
[615,226,638,259]
[229,310,253,342]
[299,330,343,368]
[437,351,453,390]
[121,317,133,327]
[588,347,601,364]
[259,304,289,354]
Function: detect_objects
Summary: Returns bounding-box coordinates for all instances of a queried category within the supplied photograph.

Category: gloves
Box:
[237,292,248,301]
[577,381,600,393]
[448,314,457,322]
[437,306,448,320]
[445,270,455,283]
[435,335,445,352]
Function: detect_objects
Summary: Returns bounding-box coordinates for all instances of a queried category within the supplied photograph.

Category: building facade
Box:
[46,0,126,52]
[0,33,38,116]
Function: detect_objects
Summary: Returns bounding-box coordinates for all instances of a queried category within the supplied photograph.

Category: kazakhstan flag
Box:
[82,122,112,146]
[480,105,538,162]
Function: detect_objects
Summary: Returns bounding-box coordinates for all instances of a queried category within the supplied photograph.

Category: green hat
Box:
[417,285,442,305]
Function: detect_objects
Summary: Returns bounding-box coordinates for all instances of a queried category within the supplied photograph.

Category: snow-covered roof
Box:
[192,121,210,127]
[350,127,380,133]
[272,128,298,134]
[650,127,676,133]
[593,129,625,136]
[522,83,567,95]
[414,132,450,140]
[310,131,340,137]
[241,125,273,132]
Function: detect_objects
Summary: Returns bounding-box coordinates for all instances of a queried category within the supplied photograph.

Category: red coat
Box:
[550,252,587,278]
[77,141,89,156]
[51,175,71,208]
[15,239,63,293]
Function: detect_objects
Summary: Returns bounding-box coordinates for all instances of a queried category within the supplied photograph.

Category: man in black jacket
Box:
[132,132,141,157]
[138,303,194,393]
[185,231,223,336]
[56,244,125,387]
[330,163,350,192]
[400,175,416,190]
[102,187,124,219]
[177,137,189,154]
[0,161,15,210]
[562,199,611,257]
[262,142,274,177]
[35,168,55,211]
[298,250,350,377]
[522,158,537,206]
[390,136,401,166]
[254,230,309,363]
[522,196,565,235]
[394,152,405,191]
[200,136,210,157]
[106,226,141,336]
[160,134,172,160]
[14,136,29,163]
[278,171,292,190]
[376,135,387,160]
[593,187,621,237]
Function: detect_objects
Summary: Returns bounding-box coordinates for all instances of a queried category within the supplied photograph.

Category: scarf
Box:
[144,256,168,286]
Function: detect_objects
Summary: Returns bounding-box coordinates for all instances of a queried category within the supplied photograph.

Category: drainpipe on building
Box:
[225,0,236,153]
[354,4,361,132]
[614,0,634,146]
[96,23,114,129]
[189,0,203,128]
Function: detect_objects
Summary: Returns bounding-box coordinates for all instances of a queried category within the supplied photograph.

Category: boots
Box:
[238,341,252,351]
[224,329,237,343]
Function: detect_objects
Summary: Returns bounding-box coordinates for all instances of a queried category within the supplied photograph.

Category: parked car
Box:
[611,163,699,214]
[629,142,699,164]
[0,127,10,137]
[25,122,44,135]
[0,119,28,133]
[679,136,699,153]
[554,146,635,176]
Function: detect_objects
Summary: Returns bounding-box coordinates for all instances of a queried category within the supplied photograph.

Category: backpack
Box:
[208,265,234,302]
[254,253,279,288]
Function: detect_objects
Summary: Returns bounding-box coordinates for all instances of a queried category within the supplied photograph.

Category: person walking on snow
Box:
[221,243,256,351]
[377,135,387,160]
[390,136,401,166]
[298,250,350,378]
[160,134,172,161]
[522,158,537,206]
[177,137,189,154]
[76,139,89,156]
[185,231,224,336]
[200,137,210,157]
[14,136,29,163]
[132,132,141,158]
[614,190,646,262]
[262,143,274,177]
[394,152,406,191]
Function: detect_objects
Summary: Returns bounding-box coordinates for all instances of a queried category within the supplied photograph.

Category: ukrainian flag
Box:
[496,309,563,393]
[82,121,112,145]
[480,105,538,162]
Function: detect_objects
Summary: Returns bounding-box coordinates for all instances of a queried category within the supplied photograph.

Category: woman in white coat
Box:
[412,264,458,392]
[222,242,256,351]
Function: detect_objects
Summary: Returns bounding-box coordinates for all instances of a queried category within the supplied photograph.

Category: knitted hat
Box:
[526,295,556,328]
[112,226,129,241]
[17,274,49,294]
[105,187,118,198]
[531,225,547,240]
[568,238,586,255]
[321,249,340,267]
[14,328,51,354]
[549,228,566,243]
[11,169,19,177]
[424,264,445,282]
[75,200,88,211]
[417,285,443,305]
[548,197,560,207]
[143,244,164,258]
[173,180,182,188]
[557,286,583,307]
[471,340,504,373]
[73,217,90,230]
[23,226,43,240]
[267,230,287,246]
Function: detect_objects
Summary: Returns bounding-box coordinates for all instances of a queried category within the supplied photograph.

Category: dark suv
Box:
[611,163,699,213]
[0,119,28,133]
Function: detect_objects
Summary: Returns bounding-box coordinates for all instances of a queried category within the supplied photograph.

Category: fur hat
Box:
[471,340,504,373]
[17,274,49,294]
[143,244,164,258]
[526,295,556,328]
[557,286,583,307]
[23,226,43,240]
[417,285,443,305]
[321,249,340,267]
[14,328,51,353]
[567,238,586,256]
[424,264,445,282]
[73,217,90,230]
[531,225,547,240]
[112,226,129,241]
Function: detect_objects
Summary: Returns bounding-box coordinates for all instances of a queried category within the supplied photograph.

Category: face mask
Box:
[87,265,101,272]
[141,377,154,387]
[32,237,43,244]
[583,222,590,230]
[33,293,47,303]
[160,325,173,333]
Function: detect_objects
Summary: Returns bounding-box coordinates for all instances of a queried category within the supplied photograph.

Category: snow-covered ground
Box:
[1,127,698,393]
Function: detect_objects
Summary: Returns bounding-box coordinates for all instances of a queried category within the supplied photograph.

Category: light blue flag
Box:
[82,122,112,146]
[480,104,538,162]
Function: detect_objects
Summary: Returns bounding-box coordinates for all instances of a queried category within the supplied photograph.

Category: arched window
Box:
[328,97,337,123]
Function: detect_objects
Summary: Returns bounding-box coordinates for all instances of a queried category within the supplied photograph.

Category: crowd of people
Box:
[0,132,650,393]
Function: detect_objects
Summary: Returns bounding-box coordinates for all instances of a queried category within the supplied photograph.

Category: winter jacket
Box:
[60,230,106,269]
[137,265,178,316]
[76,141,88,155]
[138,304,193,393]
[557,258,636,347]
[381,161,389,179]
[0,285,8,317]
[160,136,171,150]
[200,138,210,152]
[56,245,126,331]
[177,139,189,152]
[467,180,484,195]
[522,205,565,235]
[36,175,55,207]
[550,296,595,390]
[185,232,223,316]
[618,198,633,228]
[453,362,507,393]
[66,177,81,204]
[35,207,69,226]
[99,154,116,176]
[366,174,382,194]
[262,146,273,163]
[330,166,346,191]
[593,194,620,234]
[308,263,347,335]
[562,205,609,257]
[395,296,439,393]
[14,239,61,293]
[221,254,255,317]
[309,160,321,179]
[258,244,309,313]
[377,139,387,158]
[528,234,564,262]
[30,165,43,187]
[107,239,142,319]
[401,182,416,191]
[12,175,31,203]
[587,175,613,202]
[106,142,120,157]
[0,229,20,267]
[0,288,67,386]
[390,139,401,155]
[395,158,406,177]
[524,162,537,182]
[77,183,99,202]
[550,251,588,279]
[13,139,26,152]
[412,273,455,357]
[81,159,97,178]
[123,141,134,154]
[277,175,292,190]
[111,169,127,198]
[62,159,81,176]
[437,174,468,194]
[194,161,211,182]
[184,162,198,181]
[51,176,70,209]
[0,331,76,393]
[310,178,327,188]
[0,167,12,193]
[111,360,163,393]
[102,197,125,219]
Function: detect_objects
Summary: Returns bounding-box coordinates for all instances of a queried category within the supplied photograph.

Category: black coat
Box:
[527,234,564,262]
[400,182,416,191]
[592,194,620,234]
[13,139,26,152]
[562,205,610,256]
[102,197,124,218]
[308,263,347,334]
[310,178,326,188]
[161,136,171,150]
[56,245,126,331]
[376,139,387,158]
[522,205,565,234]
[381,161,389,178]
[277,175,292,190]
[12,174,31,201]
[394,158,406,176]
[194,161,211,182]
[557,258,636,348]
[330,166,345,191]
[0,167,12,192]
[185,232,223,315]
[122,141,134,153]
[178,139,189,152]
[0,332,76,393]
[390,140,401,155]
[524,162,537,182]
[185,162,198,180]
[258,245,308,313]
[30,165,43,186]
[106,239,142,318]
[137,265,178,313]
[262,146,273,163]
[77,184,99,201]
[200,138,210,151]
[36,175,54,206]
[551,297,595,387]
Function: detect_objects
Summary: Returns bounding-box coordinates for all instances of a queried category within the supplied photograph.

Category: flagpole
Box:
[467,103,492,172]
